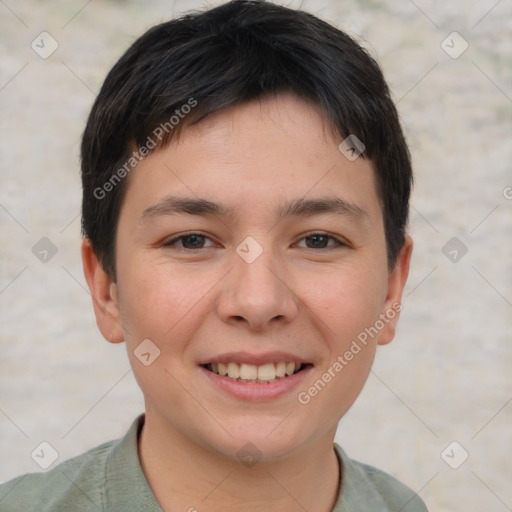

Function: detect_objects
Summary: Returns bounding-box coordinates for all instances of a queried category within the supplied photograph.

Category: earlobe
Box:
[81,238,125,344]
[377,234,413,346]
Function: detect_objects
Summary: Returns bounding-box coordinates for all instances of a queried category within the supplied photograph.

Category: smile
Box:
[203,362,307,383]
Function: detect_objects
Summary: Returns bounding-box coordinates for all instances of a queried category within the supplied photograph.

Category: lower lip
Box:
[199,365,312,401]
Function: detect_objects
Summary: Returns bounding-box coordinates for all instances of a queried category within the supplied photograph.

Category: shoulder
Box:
[0,437,116,512]
[354,460,429,511]
[0,415,156,512]
[334,444,429,512]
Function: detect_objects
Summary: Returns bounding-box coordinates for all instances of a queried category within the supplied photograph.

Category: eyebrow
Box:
[140,195,368,223]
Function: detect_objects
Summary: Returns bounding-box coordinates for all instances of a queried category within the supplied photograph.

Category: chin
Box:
[197,415,315,464]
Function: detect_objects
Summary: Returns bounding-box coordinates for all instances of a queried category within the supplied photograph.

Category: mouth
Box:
[202,361,311,384]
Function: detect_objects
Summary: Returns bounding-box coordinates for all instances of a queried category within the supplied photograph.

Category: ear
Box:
[81,238,125,344]
[377,234,413,346]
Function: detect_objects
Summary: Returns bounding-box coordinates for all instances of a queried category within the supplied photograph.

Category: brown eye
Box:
[305,235,329,249]
[162,233,215,250]
[180,234,206,249]
[297,233,344,249]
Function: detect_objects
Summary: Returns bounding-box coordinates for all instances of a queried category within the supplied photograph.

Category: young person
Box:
[0,1,427,510]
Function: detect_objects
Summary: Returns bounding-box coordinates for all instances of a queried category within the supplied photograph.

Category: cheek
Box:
[299,262,387,344]
[116,256,219,347]
[116,260,209,398]
[304,265,386,414]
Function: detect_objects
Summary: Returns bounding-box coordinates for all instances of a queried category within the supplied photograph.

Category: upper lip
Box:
[199,351,312,366]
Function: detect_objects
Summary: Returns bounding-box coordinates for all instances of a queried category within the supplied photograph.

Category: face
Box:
[83,93,412,462]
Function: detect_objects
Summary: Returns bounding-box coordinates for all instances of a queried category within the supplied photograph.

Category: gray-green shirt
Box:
[0,415,428,511]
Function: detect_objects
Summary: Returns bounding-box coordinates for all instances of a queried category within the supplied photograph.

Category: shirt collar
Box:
[104,414,162,511]
[332,443,392,511]
[107,415,392,511]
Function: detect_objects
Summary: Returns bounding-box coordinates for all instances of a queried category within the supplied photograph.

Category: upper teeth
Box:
[209,362,302,383]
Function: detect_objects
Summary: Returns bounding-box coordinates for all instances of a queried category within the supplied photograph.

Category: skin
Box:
[82,93,413,512]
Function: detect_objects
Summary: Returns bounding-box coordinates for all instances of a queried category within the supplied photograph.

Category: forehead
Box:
[120,94,382,226]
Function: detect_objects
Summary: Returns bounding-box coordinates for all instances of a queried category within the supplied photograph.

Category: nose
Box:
[215,246,299,331]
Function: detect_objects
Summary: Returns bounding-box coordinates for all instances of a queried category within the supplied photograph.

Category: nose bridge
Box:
[237,252,280,298]
[216,239,298,329]
[234,244,287,307]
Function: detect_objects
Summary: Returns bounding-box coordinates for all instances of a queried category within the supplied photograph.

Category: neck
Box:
[138,413,341,512]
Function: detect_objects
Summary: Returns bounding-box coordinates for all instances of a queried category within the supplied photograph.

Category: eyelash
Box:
[161,232,347,251]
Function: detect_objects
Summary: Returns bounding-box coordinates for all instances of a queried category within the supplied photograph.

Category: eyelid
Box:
[293,231,347,249]
[162,231,348,250]
[161,231,217,248]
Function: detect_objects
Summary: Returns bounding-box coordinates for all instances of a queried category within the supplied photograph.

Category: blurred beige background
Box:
[1,1,511,510]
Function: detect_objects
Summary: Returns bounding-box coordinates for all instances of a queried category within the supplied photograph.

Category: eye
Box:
[162,232,346,251]
[295,233,346,250]
[162,232,216,250]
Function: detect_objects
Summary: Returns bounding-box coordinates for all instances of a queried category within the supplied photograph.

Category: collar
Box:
[332,443,393,511]
[104,414,162,511]
[108,415,398,512]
